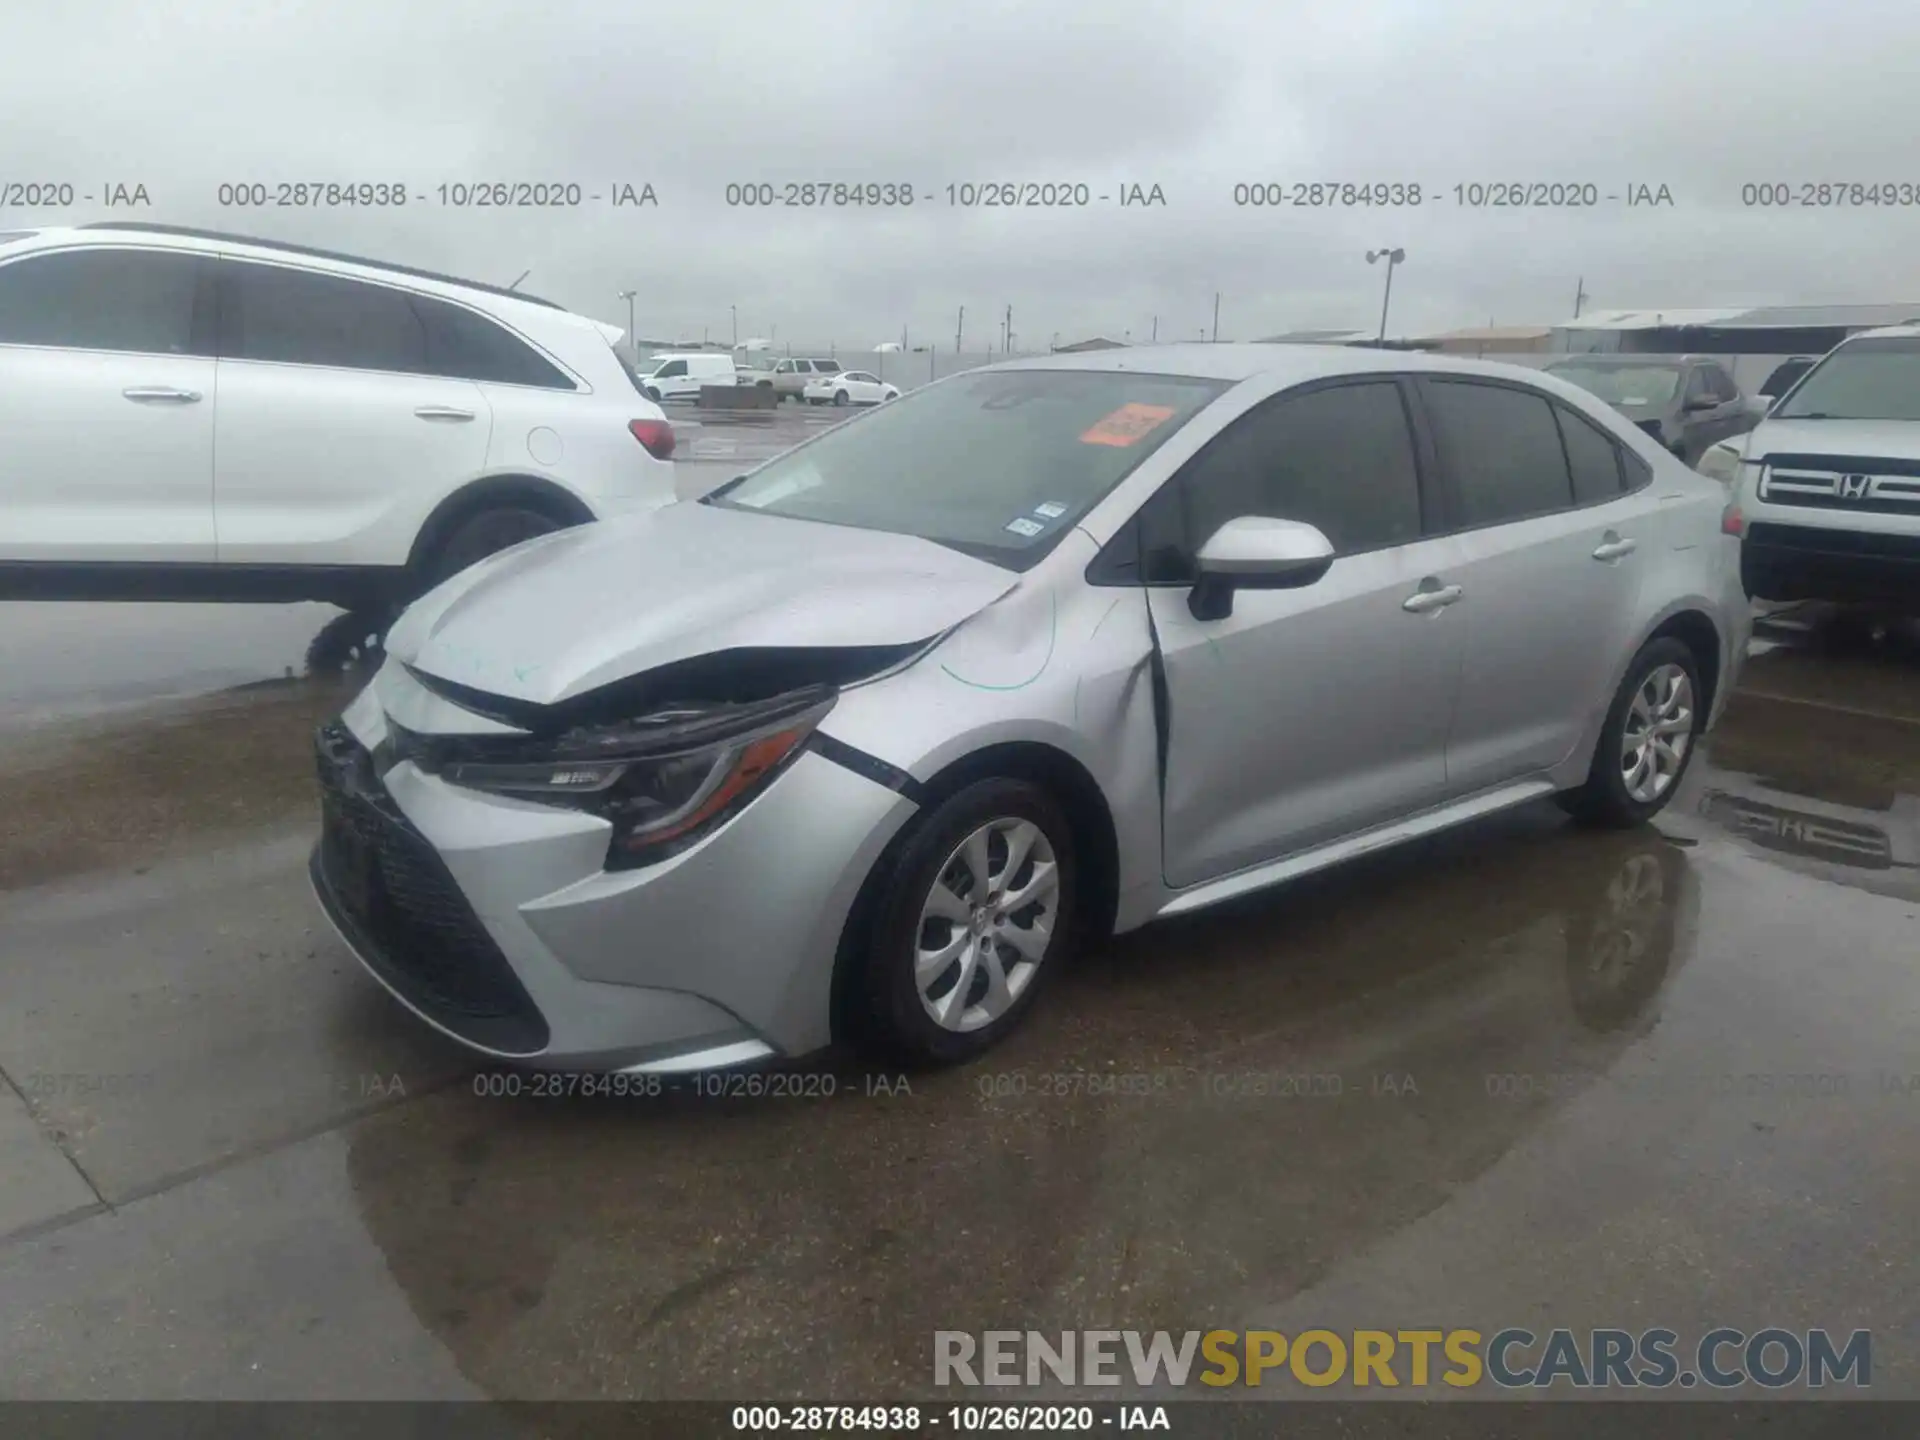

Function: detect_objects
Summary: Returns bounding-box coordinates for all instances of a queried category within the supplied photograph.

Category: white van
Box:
[635,352,738,402]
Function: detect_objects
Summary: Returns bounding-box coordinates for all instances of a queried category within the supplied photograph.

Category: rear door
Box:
[1146,377,1467,887]
[1413,377,1650,796]
[210,259,493,566]
[0,245,217,562]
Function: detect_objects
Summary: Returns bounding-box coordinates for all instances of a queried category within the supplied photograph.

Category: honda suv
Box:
[1721,326,1920,610]
[0,224,677,613]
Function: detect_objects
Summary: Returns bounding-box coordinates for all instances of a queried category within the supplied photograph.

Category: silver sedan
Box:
[309,344,1749,1071]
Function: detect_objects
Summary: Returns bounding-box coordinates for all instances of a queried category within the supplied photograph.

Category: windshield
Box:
[1773,337,1920,421]
[706,367,1230,568]
[1547,364,1683,407]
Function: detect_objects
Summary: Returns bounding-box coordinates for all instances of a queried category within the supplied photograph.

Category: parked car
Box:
[634,352,738,402]
[0,223,677,613]
[1544,354,1756,466]
[1722,324,1920,610]
[310,345,1748,1073]
[760,356,843,401]
[804,368,900,406]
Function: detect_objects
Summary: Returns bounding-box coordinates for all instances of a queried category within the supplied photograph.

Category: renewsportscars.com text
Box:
[934,1327,1871,1390]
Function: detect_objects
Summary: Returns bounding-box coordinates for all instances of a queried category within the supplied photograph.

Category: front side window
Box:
[709,368,1228,570]
[1176,380,1424,568]
[1423,380,1575,527]
[0,247,205,355]
[226,262,425,372]
[1772,336,1920,422]
[653,360,688,378]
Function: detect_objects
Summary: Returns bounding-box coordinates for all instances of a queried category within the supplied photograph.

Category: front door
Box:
[1146,378,1466,889]
[0,245,218,563]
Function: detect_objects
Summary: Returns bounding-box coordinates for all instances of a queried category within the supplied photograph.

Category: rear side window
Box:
[225,261,425,372]
[1423,380,1574,527]
[415,297,572,388]
[1179,380,1425,561]
[0,248,206,356]
[1554,404,1627,504]
[811,360,839,373]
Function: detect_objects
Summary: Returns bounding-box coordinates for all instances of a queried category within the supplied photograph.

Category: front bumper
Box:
[1742,520,1920,607]
[308,716,918,1070]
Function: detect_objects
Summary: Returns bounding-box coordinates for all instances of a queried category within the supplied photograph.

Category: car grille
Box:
[314,722,548,1053]
[1758,452,1920,514]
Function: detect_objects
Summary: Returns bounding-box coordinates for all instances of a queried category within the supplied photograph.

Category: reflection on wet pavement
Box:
[1,601,1919,1401]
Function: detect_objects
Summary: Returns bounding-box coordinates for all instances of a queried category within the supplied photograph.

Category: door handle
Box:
[413,405,476,421]
[123,386,202,404]
[1402,583,1463,614]
[1592,535,1638,561]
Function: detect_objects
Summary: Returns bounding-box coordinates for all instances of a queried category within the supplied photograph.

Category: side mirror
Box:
[1683,393,1718,412]
[1188,516,1335,621]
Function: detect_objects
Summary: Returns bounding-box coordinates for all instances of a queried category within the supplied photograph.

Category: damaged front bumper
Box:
[307,662,921,1070]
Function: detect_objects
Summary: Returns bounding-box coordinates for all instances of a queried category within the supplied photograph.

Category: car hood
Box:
[1744,417,1920,461]
[384,500,1019,707]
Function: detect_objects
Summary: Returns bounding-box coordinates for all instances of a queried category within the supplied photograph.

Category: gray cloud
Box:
[6,0,1918,345]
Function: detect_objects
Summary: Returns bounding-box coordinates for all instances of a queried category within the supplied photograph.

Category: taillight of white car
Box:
[629,418,676,460]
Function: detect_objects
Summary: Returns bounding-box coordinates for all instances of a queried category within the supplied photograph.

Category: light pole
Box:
[730,305,738,347]
[1365,248,1406,344]
[616,289,636,346]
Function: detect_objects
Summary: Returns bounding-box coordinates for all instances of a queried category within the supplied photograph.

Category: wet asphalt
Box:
[2,412,1919,1404]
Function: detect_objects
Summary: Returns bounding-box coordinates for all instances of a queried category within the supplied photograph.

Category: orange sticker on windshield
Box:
[1079,403,1177,447]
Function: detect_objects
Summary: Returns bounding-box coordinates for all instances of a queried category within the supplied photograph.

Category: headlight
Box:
[445,690,833,870]
[1697,442,1744,486]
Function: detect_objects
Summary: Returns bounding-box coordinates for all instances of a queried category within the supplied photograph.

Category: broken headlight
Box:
[444,690,833,870]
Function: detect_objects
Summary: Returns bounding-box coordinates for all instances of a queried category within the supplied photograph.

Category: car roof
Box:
[1842,323,1920,342]
[1003,342,1623,387]
[1546,353,1713,367]
[12,224,568,316]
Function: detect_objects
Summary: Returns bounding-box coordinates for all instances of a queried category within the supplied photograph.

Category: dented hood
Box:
[385,499,1019,705]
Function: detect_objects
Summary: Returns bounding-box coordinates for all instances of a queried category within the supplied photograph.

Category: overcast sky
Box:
[7,0,1920,348]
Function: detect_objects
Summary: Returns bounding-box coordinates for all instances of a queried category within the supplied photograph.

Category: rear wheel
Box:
[427,506,563,588]
[833,389,849,406]
[842,777,1078,1067]
[1558,637,1702,827]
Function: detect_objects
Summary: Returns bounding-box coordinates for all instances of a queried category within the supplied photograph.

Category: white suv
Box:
[0,224,677,613]
[1712,325,1920,611]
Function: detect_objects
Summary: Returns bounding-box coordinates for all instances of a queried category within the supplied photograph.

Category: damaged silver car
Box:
[309,345,1750,1070]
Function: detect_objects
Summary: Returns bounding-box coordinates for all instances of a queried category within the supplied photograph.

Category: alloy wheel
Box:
[1620,663,1693,803]
[914,817,1060,1033]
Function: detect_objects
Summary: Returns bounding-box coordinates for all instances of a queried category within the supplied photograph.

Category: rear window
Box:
[1772,337,1920,422]
[707,368,1230,570]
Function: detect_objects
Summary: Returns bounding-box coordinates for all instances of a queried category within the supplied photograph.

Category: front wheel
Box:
[1557,637,1703,827]
[842,777,1078,1066]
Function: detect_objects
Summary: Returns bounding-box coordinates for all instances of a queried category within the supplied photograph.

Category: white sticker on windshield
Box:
[1033,501,1068,519]
[729,463,825,509]
[1005,516,1046,538]
[1621,396,1649,406]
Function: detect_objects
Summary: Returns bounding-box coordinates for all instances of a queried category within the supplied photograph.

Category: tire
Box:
[833,389,849,407]
[1557,637,1703,827]
[427,505,563,588]
[305,608,391,677]
[842,777,1078,1067]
